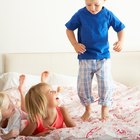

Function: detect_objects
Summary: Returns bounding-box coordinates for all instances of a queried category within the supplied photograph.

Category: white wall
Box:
[0,0,139,53]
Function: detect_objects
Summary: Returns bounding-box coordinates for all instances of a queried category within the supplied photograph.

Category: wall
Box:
[0,0,139,53]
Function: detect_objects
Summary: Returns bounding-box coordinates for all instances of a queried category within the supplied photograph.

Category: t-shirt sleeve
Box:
[65,12,80,31]
[109,12,125,32]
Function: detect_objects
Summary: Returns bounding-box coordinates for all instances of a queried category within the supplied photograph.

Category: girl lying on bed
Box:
[0,76,27,140]
[0,93,22,139]
[0,71,76,139]
[20,71,76,136]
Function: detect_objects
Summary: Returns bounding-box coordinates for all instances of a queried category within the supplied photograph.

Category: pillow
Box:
[47,72,97,88]
[47,72,77,87]
[0,72,97,92]
[0,72,40,91]
[0,72,20,91]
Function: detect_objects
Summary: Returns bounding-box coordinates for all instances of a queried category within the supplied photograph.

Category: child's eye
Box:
[50,90,56,94]
[95,4,99,7]
[87,4,92,6]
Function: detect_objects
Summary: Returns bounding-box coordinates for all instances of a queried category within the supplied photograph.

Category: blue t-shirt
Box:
[65,7,125,60]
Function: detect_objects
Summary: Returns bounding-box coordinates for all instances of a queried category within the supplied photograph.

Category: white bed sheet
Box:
[1,82,140,140]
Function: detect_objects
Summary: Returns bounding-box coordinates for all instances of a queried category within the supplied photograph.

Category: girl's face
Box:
[1,96,15,120]
[85,0,105,14]
[45,86,59,108]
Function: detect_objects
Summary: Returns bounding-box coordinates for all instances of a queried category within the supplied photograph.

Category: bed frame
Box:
[0,52,140,86]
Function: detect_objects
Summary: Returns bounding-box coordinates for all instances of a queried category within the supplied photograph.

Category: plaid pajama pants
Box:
[77,59,114,107]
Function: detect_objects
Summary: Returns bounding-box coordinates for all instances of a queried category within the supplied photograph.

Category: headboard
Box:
[3,52,78,75]
[1,52,140,86]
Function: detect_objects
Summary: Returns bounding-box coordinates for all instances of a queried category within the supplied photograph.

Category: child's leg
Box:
[101,106,109,121]
[41,71,63,93]
[41,71,49,83]
[81,104,92,121]
[18,75,26,112]
[77,60,94,121]
[96,59,113,121]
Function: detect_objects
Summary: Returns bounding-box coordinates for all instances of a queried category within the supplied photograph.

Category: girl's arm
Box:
[20,121,36,136]
[35,130,51,136]
[60,106,76,127]
[1,129,19,140]
[20,121,54,137]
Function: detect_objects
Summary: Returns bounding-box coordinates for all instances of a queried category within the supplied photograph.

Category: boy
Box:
[65,0,125,121]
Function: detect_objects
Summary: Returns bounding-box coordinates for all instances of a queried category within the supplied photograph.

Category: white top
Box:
[1,108,22,134]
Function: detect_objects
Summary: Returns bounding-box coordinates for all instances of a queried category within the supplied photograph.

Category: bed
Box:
[0,52,140,140]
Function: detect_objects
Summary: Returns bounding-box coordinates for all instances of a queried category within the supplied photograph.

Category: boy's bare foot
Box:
[18,75,25,93]
[41,71,49,83]
[81,105,91,121]
[101,106,109,122]
[81,110,91,121]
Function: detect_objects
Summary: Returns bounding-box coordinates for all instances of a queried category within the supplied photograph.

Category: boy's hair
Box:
[25,83,51,123]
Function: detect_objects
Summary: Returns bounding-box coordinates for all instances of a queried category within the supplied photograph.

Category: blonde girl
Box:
[20,73,76,136]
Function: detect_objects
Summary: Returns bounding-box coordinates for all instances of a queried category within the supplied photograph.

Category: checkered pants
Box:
[77,59,114,107]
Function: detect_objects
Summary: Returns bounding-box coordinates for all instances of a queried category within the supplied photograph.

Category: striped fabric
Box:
[77,59,114,106]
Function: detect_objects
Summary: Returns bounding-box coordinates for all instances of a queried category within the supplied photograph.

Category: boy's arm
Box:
[66,29,86,54]
[60,106,76,127]
[113,29,125,52]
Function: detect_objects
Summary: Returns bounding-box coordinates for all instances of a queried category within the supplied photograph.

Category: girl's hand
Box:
[1,129,19,140]
[35,130,52,136]
[113,41,123,52]
[9,129,19,137]
[35,126,56,136]
[73,43,86,54]
[46,125,56,130]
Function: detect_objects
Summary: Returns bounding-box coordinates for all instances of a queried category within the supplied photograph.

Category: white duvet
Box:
[0,73,140,140]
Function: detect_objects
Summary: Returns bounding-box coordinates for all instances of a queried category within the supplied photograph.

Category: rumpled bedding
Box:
[2,82,140,140]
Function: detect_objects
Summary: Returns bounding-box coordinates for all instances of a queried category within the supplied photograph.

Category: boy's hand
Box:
[73,43,86,54]
[113,41,123,52]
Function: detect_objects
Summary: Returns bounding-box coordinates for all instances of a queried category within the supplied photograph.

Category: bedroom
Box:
[0,0,140,139]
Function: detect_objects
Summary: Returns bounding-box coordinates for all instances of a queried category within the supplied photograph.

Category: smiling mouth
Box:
[91,11,96,13]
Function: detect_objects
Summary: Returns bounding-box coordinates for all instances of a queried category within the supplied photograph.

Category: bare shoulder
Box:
[59,106,68,114]
[59,106,76,127]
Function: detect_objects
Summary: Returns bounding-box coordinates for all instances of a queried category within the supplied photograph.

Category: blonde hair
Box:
[25,83,51,123]
[0,92,9,122]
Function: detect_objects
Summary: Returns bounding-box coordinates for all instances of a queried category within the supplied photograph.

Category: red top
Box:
[33,107,64,135]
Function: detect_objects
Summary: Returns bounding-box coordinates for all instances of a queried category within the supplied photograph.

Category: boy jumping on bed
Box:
[65,0,125,121]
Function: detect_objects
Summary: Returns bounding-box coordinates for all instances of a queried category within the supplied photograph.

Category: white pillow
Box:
[0,72,40,91]
[48,73,97,87]
[47,72,77,87]
[0,72,97,91]
[0,72,20,91]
